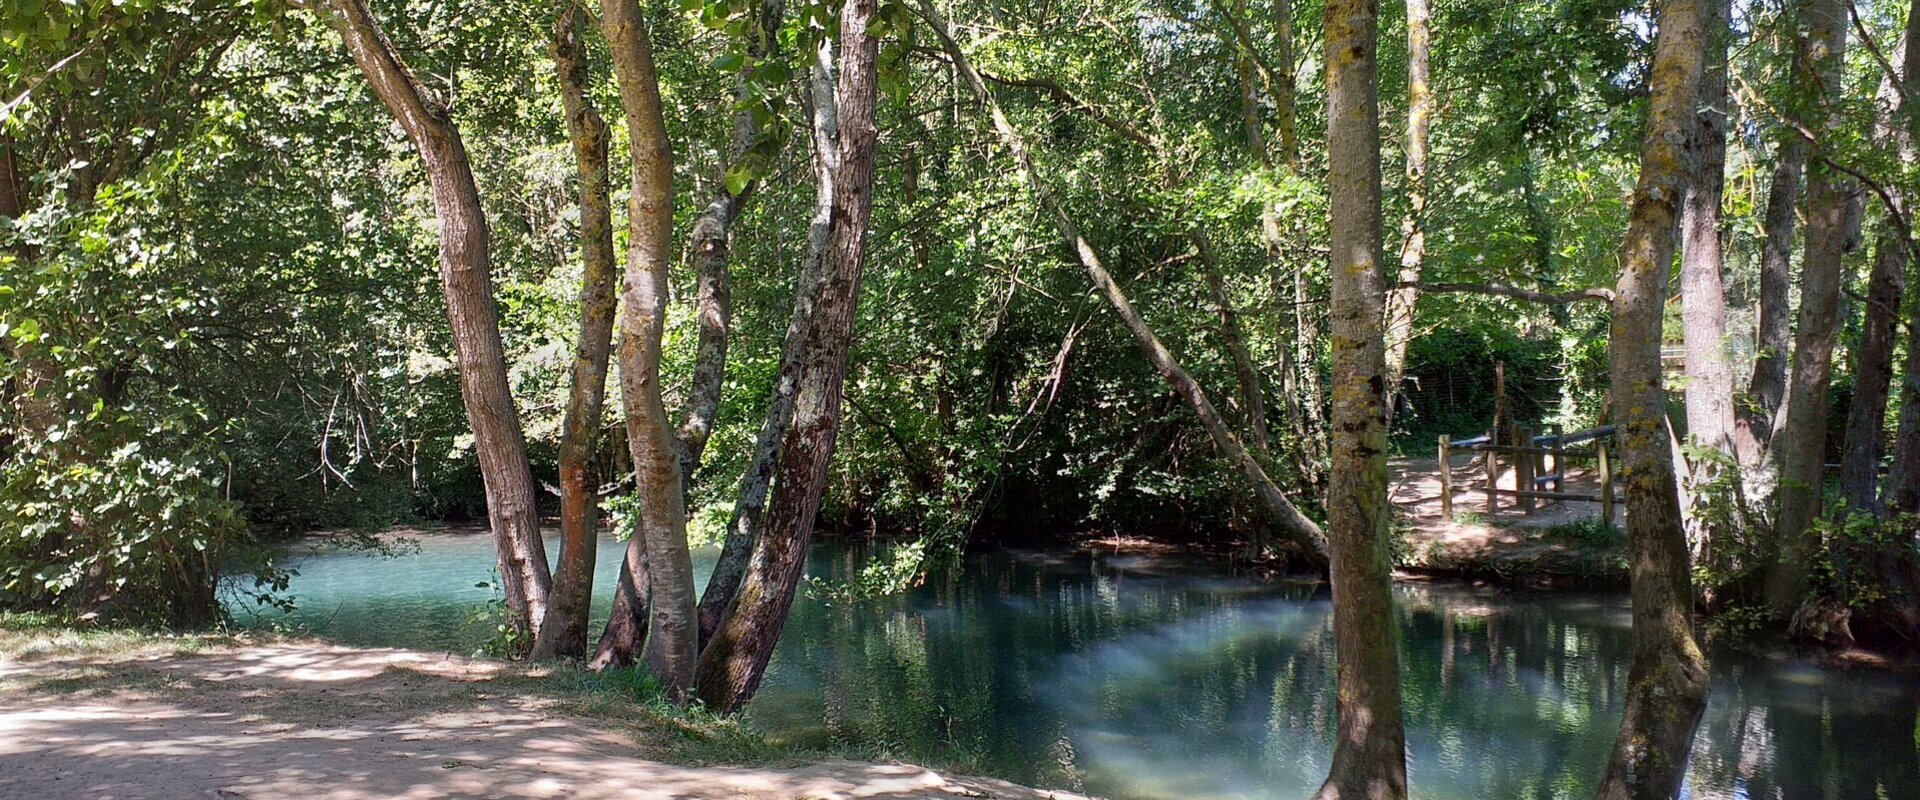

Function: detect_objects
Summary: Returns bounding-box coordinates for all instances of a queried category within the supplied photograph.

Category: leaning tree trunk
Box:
[1769,0,1857,615]
[1383,0,1432,423]
[919,0,1330,567]
[321,0,551,646]
[694,0,880,713]
[1839,10,1918,513]
[677,0,783,483]
[1593,1,1712,797]
[532,3,619,662]
[598,0,698,699]
[694,39,841,643]
[1313,1,1408,797]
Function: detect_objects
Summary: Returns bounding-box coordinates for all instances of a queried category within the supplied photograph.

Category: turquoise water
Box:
[232,532,1920,800]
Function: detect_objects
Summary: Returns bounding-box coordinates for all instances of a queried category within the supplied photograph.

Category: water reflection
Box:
[236,535,1920,800]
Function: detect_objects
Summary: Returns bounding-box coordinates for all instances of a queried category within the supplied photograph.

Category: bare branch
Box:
[1406,281,1616,305]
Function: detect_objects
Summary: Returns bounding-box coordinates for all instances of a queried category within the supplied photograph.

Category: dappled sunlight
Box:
[0,644,1088,800]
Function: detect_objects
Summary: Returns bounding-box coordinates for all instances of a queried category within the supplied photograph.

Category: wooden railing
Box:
[1436,424,1620,521]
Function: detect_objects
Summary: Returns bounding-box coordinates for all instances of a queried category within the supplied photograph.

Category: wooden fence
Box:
[1437,424,1620,522]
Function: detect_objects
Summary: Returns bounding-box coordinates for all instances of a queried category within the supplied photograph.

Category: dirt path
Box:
[1389,455,1626,585]
[0,639,1088,800]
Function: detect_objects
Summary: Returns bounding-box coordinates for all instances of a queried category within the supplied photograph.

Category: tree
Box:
[1593,0,1712,796]
[1839,0,1919,513]
[695,0,882,712]
[319,0,552,646]
[1384,0,1432,421]
[531,1,619,662]
[1314,0,1409,797]
[597,0,698,697]
[916,0,1330,567]
[695,19,840,644]
[1770,0,1859,615]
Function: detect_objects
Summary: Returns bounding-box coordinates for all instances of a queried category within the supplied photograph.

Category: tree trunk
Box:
[919,0,1330,567]
[1679,0,1735,459]
[1769,0,1858,615]
[695,38,841,644]
[1383,0,1432,423]
[695,0,880,713]
[532,4,618,662]
[1840,11,1918,513]
[1272,0,1300,166]
[1739,132,1804,463]
[598,0,697,699]
[1593,3,1712,798]
[1888,1,1920,516]
[1678,0,1737,565]
[321,0,551,647]
[677,0,783,483]
[1196,233,1271,455]
[1313,1,1408,797]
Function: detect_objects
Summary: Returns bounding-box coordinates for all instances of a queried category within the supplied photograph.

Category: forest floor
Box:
[0,621,1089,800]
[1386,456,1628,586]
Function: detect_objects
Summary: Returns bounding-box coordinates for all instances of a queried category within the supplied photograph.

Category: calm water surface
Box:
[231,532,1920,800]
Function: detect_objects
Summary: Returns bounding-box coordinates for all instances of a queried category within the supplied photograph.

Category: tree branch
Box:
[1406,281,1616,305]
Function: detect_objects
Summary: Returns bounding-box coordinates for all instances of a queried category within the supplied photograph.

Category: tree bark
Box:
[1769,0,1858,615]
[1313,1,1408,797]
[694,0,880,713]
[532,3,619,662]
[1840,10,1918,513]
[1888,0,1920,516]
[695,38,841,644]
[1739,131,1804,463]
[321,0,551,646]
[1272,0,1300,166]
[1593,2,1712,797]
[1679,0,1736,459]
[918,0,1330,567]
[1383,0,1432,424]
[677,0,784,483]
[597,0,697,699]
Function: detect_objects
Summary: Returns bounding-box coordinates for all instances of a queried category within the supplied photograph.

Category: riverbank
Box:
[0,617,1090,800]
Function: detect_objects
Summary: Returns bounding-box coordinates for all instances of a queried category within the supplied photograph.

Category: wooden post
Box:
[1598,440,1614,525]
[1548,424,1562,507]
[1517,424,1536,514]
[1438,435,1453,521]
[1485,427,1499,514]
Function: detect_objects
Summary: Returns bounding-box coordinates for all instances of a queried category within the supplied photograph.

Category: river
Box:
[228,531,1919,800]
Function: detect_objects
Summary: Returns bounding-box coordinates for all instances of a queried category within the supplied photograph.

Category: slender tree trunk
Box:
[1888,1,1920,516]
[1679,0,1738,566]
[321,0,551,646]
[532,3,618,662]
[1680,0,1735,459]
[695,39,841,643]
[598,0,697,699]
[1840,12,1918,513]
[1272,0,1300,167]
[919,0,1331,567]
[677,0,783,483]
[1593,3,1712,798]
[695,0,880,713]
[1196,235,1271,454]
[1314,1,1407,797]
[1769,0,1858,615]
[1383,0,1431,422]
[1740,132,1804,463]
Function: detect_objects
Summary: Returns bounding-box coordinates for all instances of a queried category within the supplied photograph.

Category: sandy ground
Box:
[0,640,1090,800]
[1389,455,1626,583]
